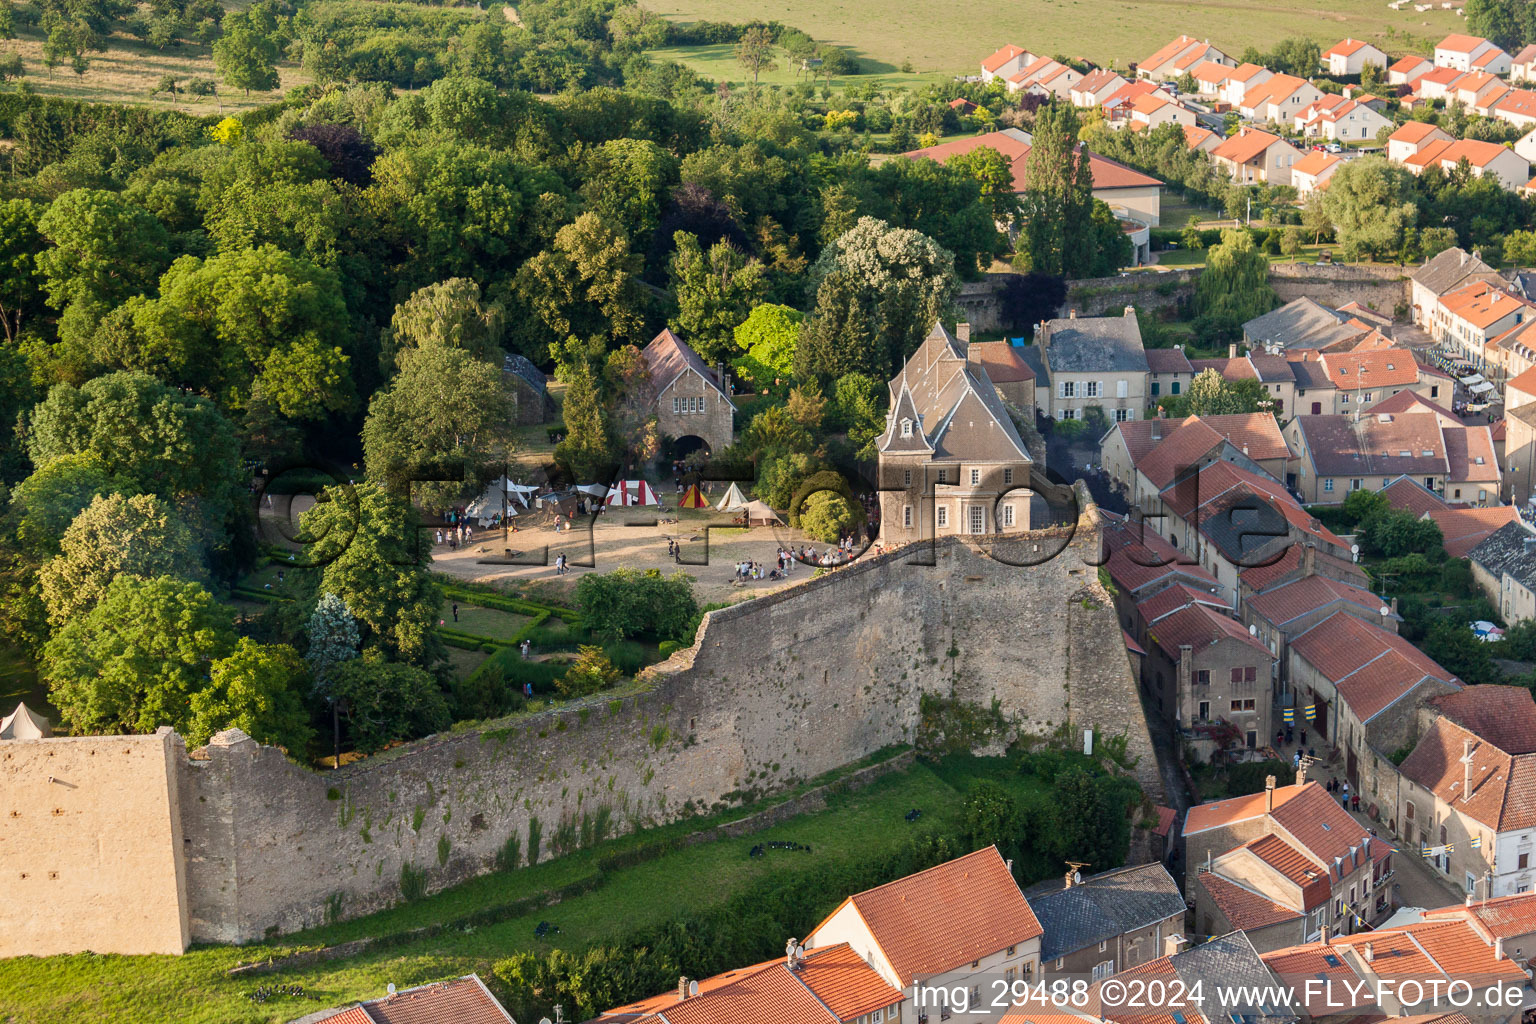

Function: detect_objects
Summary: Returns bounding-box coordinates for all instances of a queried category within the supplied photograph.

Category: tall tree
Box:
[35,189,170,315]
[306,592,360,768]
[512,212,645,352]
[1315,156,1418,261]
[188,638,312,753]
[735,26,778,85]
[1019,101,1096,277]
[380,278,505,376]
[667,232,767,364]
[1194,229,1278,339]
[212,5,280,97]
[733,303,802,392]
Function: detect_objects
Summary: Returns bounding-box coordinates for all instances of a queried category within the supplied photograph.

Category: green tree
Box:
[736,25,778,85]
[0,198,46,344]
[947,146,1021,224]
[381,277,505,376]
[554,346,619,480]
[1269,37,1322,77]
[558,645,621,697]
[329,657,452,754]
[831,372,886,458]
[1019,101,1096,277]
[189,638,312,753]
[1315,157,1417,261]
[1421,618,1500,687]
[363,346,514,507]
[1358,507,1444,558]
[300,484,442,663]
[6,453,117,559]
[575,568,698,643]
[513,212,645,350]
[853,157,1003,279]
[732,303,802,391]
[1341,487,1390,529]
[799,489,857,543]
[306,591,361,767]
[212,11,280,96]
[961,779,1021,857]
[579,138,678,247]
[35,189,170,314]
[668,232,767,364]
[1182,367,1267,416]
[1050,766,1131,871]
[42,575,235,736]
[1194,229,1278,339]
[1504,231,1536,267]
[39,492,205,626]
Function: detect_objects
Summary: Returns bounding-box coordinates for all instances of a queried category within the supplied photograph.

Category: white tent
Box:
[716,482,750,511]
[605,480,660,506]
[740,500,782,526]
[0,701,51,740]
[574,483,609,498]
[465,480,520,525]
[1459,373,1487,386]
[1470,381,1495,395]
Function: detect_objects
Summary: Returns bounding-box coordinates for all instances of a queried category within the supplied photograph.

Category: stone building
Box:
[877,323,1034,546]
[1470,519,1536,625]
[503,353,555,426]
[640,328,737,456]
[1025,863,1187,980]
[1035,308,1149,422]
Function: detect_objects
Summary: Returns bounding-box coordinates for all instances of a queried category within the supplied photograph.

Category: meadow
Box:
[648,0,1466,75]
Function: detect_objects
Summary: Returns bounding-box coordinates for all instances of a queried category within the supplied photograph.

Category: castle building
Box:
[640,328,737,457]
[877,323,1034,546]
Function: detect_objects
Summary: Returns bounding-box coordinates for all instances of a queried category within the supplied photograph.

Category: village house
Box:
[1136,584,1276,751]
[1210,128,1304,185]
[1488,87,1536,128]
[1010,57,1083,100]
[1243,297,1378,354]
[642,328,737,457]
[1185,780,1395,948]
[1387,121,1455,165]
[1289,610,1461,807]
[1145,346,1194,405]
[1431,280,1534,366]
[1240,75,1325,127]
[1481,313,1536,389]
[1101,80,1163,125]
[1410,247,1503,328]
[1024,863,1187,980]
[1189,347,1299,416]
[1469,519,1536,625]
[807,846,1044,1024]
[981,44,1034,83]
[1503,402,1536,506]
[1287,348,1433,418]
[1128,92,1195,131]
[966,340,1036,420]
[1514,44,1536,82]
[1237,541,1371,611]
[305,975,516,1024]
[1389,55,1434,85]
[1435,33,1512,75]
[1097,932,1299,1024]
[1421,889,1536,960]
[1290,151,1342,200]
[1454,70,1508,109]
[1395,687,1536,896]
[1036,308,1149,422]
[1071,68,1128,107]
[1138,35,1232,81]
[1217,62,1276,107]
[1283,411,1490,503]
[1099,411,1291,507]
[1260,942,1375,1022]
[1402,138,1532,191]
[1242,560,1397,688]
[1414,65,1467,102]
[1326,918,1526,1021]
[876,323,1034,547]
[1102,516,1230,629]
[1323,38,1388,77]
[1428,504,1521,558]
[1297,98,1391,142]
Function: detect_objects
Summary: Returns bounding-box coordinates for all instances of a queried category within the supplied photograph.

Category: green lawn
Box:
[0,754,1030,1024]
[440,601,535,642]
[647,43,949,91]
[647,0,1462,74]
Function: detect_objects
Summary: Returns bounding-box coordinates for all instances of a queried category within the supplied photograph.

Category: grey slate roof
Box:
[878,322,1031,462]
[1242,297,1361,352]
[1172,932,1297,1022]
[1043,311,1148,374]
[503,353,548,395]
[1469,519,1536,591]
[1017,345,1050,386]
[1024,863,1186,961]
[1412,246,1498,298]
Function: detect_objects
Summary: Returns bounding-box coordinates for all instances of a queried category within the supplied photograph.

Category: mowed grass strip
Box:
[648,0,1462,76]
[0,759,971,1024]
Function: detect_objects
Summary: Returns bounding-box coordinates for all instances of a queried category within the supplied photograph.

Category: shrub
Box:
[576,569,698,643]
[558,646,621,697]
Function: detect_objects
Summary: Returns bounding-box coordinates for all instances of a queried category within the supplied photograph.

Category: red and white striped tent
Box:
[604,480,660,506]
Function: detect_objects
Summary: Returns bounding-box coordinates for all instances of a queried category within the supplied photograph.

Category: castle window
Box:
[970,468,980,485]
[904,469,912,486]
[901,418,912,438]
[969,506,985,534]
[1002,505,1015,527]
[937,507,948,528]
[1004,468,1013,485]
[903,505,912,528]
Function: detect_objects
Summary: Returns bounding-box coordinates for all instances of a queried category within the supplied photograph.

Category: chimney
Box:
[1125,305,1136,318]
[1265,775,1276,812]
[1242,444,1249,457]
[678,977,690,1001]
[1463,738,1475,800]
[1069,309,1078,319]
[1165,934,1189,958]
[1364,941,1375,963]
[1320,924,1330,943]
[1497,936,1505,960]
[1302,543,1316,577]
[1229,343,1238,359]
[1179,645,1194,703]
[1296,762,1308,786]
[1468,892,1476,907]
[957,322,971,342]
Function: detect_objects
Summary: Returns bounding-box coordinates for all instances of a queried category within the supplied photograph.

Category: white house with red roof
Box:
[981,44,1034,83]
[1129,92,1195,130]
[1390,55,1433,85]
[1387,121,1454,164]
[1216,63,1275,107]
[1240,74,1324,126]
[1290,151,1341,200]
[1210,128,1303,185]
[1432,280,1535,364]
[1512,44,1536,83]
[1071,68,1128,107]
[1323,38,1388,77]
[1491,88,1536,129]
[1436,33,1511,74]
[1138,35,1232,81]
[1296,98,1391,142]
[808,847,1043,1022]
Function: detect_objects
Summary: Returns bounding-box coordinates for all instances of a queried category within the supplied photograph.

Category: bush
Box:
[576,569,698,643]
[558,645,620,698]
[452,656,527,720]
[469,648,565,697]
[603,640,654,677]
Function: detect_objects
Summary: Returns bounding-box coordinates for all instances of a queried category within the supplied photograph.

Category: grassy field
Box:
[3,23,307,115]
[647,43,948,91]
[649,0,1464,75]
[0,754,1051,1024]
[440,601,535,642]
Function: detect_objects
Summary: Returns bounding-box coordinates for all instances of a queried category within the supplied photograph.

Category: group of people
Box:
[553,553,570,575]
[436,524,474,549]
[734,559,784,581]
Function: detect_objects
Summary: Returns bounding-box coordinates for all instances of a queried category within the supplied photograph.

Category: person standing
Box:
[452,602,459,622]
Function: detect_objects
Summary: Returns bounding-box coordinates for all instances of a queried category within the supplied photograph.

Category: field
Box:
[0,754,1052,1024]
[648,0,1465,75]
[647,43,948,91]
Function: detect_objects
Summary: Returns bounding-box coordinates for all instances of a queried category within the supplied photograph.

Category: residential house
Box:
[1242,565,1398,688]
[1431,280,1534,366]
[1101,515,1229,619]
[1102,80,1163,124]
[807,846,1044,1023]
[1397,687,1536,896]
[876,323,1033,546]
[1389,55,1434,85]
[1387,121,1455,165]
[1037,307,1149,422]
[1182,125,1222,154]
[1298,99,1391,142]
[300,975,516,1024]
[1189,347,1298,416]
[1286,348,1432,418]
[1289,610,1460,805]
[1435,34,1511,74]
[1421,889,1536,956]
[949,97,979,116]
[1429,505,1521,557]
[1441,423,1501,504]
[1137,584,1276,750]
[1101,411,1291,509]
[1072,69,1128,107]
[1243,297,1375,354]
[1489,87,1536,128]
[591,944,905,1024]
[1185,780,1396,945]
[1139,36,1231,81]
[1454,70,1508,110]
[1018,59,1083,100]
[642,328,737,455]
[982,44,1034,83]
[1326,919,1526,1021]
[1210,128,1304,185]
[1469,519,1536,624]
[1241,75,1325,126]
[1092,932,1299,1024]
[1401,138,1532,191]
[1146,346,1194,404]
[907,130,1164,228]
[1409,247,1502,328]
[1129,92,1195,130]
[1284,411,1451,503]
[1024,863,1187,979]
[1260,942,1376,1021]
[1236,541,1371,608]
[1218,63,1276,107]
[1191,59,1237,98]
[1514,44,1536,82]
[1480,315,1536,388]
[1503,402,1536,505]
[1291,151,1342,199]
[1323,38,1388,76]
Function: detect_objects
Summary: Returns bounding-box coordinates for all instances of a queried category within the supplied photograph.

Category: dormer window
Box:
[900,418,913,438]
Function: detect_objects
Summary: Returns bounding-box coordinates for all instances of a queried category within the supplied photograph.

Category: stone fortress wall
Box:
[2,517,1160,954]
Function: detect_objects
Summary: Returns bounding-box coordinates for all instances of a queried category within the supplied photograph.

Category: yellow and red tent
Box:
[678,484,709,508]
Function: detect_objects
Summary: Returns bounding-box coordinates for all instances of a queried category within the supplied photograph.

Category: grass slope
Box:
[648,0,1463,75]
[0,757,1044,1024]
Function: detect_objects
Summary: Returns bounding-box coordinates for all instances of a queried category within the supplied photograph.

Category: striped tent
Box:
[678,484,708,508]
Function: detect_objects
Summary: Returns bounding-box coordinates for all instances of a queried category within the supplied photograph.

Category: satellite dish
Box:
[1380,606,1391,617]
[1351,544,1360,553]
[540,1018,553,1024]
[1249,624,1258,635]
[387,983,397,997]
[688,981,700,996]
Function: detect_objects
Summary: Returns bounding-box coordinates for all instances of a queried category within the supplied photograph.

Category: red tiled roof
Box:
[1400,716,1536,833]
[1211,128,1287,164]
[1325,39,1372,58]
[906,131,1161,191]
[315,977,515,1024]
[1102,520,1222,595]
[1391,55,1432,73]
[1145,599,1272,658]
[1136,417,1227,488]
[1243,74,1308,112]
[968,340,1035,384]
[1423,890,1536,938]
[1241,834,1332,908]
[1430,505,1518,558]
[1429,686,1536,755]
[1373,389,1459,422]
[983,44,1028,72]
[1438,33,1492,55]
[1263,943,1373,1015]
[1390,121,1446,145]
[1293,151,1342,178]
[1318,348,1419,389]
[1198,871,1303,930]
[1381,475,1450,515]
[1443,425,1500,484]
[1291,610,1457,693]
[1507,364,1536,400]
[1153,805,1177,837]
[1142,35,1202,72]
[795,943,906,1020]
[1333,918,1526,981]
[824,846,1042,983]
[1240,541,1369,592]
[1245,573,1386,628]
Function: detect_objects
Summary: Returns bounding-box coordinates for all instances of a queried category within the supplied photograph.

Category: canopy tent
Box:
[465,480,521,526]
[1,701,51,740]
[716,482,751,511]
[740,500,782,526]
[1459,373,1487,386]
[1469,381,1495,395]
[605,480,660,507]
[574,483,609,498]
[678,484,709,509]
